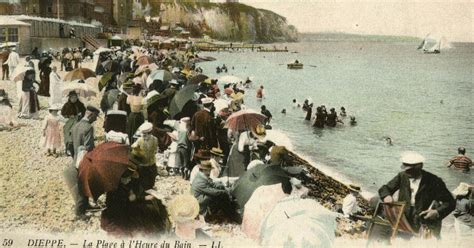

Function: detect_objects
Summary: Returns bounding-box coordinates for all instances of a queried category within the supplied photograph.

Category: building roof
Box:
[0,16,31,26]
[11,15,100,28]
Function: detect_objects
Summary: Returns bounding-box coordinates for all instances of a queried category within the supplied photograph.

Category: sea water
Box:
[199,39,473,193]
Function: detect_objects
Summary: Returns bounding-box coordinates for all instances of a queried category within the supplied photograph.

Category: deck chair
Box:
[366,202,417,246]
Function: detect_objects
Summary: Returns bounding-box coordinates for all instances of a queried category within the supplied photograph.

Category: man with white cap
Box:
[378,151,455,238]
[132,121,158,190]
[452,182,473,240]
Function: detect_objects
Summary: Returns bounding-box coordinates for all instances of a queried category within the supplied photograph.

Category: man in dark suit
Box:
[378,151,455,238]
[191,98,217,150]
[191,160,233,218]
[64,105,100,219]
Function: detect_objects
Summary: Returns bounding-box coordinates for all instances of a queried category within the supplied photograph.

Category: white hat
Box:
[452,182,472,196]
[167,130,178,141]
[48,104,61,111]
[138,122,153,133]
[171,67,180,73]
[400,151,425,170]
[169,79,179,85]
[201,97,213,105]
[180,117,190,123]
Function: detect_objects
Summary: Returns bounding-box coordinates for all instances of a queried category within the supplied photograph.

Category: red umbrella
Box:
[136,55,153,66]
[78,142,132,200]
[225,109,266,132]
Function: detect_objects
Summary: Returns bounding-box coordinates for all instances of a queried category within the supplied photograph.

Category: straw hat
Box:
[252,124,266,140]
[169,194,200,223]
[400,151,425,170]
[210,147,224,157]
[194,149,211,160]
[452,182,472,196]
[198,160,213,170]
[48,104,62,111]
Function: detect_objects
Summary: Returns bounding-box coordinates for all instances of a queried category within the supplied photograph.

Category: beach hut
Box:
[108,35,123,48]
[0,16,31,55]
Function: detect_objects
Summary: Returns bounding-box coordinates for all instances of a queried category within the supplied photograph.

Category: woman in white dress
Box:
[49,66,63,107]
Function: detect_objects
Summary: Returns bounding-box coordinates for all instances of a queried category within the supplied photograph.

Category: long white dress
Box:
[49,71,63,107]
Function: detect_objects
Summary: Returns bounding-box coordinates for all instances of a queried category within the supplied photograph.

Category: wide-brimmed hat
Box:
[138,121,153,133]
[400,151,425,170]
[452,182,472,196]
[252,124,266,140]
[270,145,289,165]
[86,105,101,114]
[67,90,78,97]
[198,160,213,170]
[48,104,62,111]
[194,149,211,160]
[169,194,200,223]
[129,146,147,165]
[348,184,361,193]
[210,147,224,157]
[180,117,190,123]
[201,97,213,105]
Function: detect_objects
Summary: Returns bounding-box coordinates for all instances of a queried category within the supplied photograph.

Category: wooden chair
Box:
[366,202,416,246]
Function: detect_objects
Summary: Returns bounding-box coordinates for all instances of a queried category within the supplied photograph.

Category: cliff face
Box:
[136,0,298,43]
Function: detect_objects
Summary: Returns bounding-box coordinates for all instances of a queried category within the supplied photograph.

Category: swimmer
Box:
[384,137,393,146]
[349,116,357,126]
[281,108,286,114]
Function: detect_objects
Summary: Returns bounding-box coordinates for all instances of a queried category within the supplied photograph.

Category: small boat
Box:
[287,63,303,69]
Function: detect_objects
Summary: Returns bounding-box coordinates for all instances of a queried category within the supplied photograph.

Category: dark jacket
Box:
[379,170,455,236]
[191,171,227,213]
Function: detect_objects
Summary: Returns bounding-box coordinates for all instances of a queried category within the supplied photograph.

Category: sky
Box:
[232,0,473,42]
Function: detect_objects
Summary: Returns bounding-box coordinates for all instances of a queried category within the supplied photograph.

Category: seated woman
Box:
[100,153,171,237]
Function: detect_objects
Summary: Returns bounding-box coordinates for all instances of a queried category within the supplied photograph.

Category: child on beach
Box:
[41,105,62,157]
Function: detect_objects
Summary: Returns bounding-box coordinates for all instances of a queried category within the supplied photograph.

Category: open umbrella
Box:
[64,68,96,82]
[147,92,169,108]
[78,142,132,200]
[187,74,208,85]
[98,72,116,91]
[225,109,266,132]
[137,55,153,66]
[168,84,199,118]
[260,198,337,248]
[212,98,229,113]
[218,75,243,84]
[231,164,292,211]
[146,69,173,88]
[101,60,113,72]
[63,82,97,98]
[241,184,288,241]
[12,67,34,82]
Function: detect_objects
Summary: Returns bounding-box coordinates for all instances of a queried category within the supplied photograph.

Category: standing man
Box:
[447,147,472,172]
[4,47,19,79]
[191,98,217,150]
[378,151,455,238]
[64,105,100,219]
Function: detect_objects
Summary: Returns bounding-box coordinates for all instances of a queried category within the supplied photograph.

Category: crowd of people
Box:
[0,41,472,244]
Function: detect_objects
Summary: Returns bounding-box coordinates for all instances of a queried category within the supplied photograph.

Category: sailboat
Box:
[417,34,441,54]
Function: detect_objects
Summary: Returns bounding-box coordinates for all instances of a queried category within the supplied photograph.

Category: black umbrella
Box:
[168,84,199,118]
[231,165,292,212]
